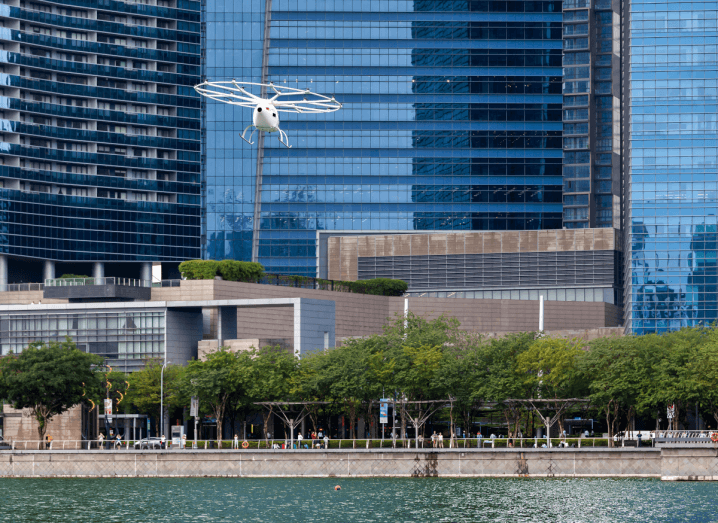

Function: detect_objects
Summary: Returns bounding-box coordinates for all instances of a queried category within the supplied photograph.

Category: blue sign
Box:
[379,399,390,424]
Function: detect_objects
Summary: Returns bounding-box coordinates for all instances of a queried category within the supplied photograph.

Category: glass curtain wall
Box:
[0,0,201,263]
[204,0,564,276]
[626,0,718,332]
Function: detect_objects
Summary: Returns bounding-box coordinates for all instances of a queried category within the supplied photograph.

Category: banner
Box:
[379,399,390,424]
[190,396,199,418]
[104,399,112,421]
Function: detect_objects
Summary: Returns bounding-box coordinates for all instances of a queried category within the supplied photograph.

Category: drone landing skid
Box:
[240,125,256,145]
[277,128,292,148]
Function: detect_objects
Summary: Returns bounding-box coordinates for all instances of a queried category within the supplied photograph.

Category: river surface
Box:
[0,477,715,522]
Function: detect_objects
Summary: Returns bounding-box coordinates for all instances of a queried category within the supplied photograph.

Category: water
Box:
[0,478,715,523]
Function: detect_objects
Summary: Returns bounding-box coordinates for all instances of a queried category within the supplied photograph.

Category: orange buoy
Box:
[334,485,341,491]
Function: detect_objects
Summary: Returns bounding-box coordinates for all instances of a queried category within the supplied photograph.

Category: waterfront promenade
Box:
[1,447,715,481]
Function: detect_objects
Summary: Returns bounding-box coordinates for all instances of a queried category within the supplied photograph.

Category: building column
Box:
[0,254,7,289]
[140,262,152,283]
[43,260,55,282]
[92,262,105,280]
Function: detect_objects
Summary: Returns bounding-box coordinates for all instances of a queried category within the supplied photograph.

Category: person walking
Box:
[160,434,166,449]
[323,435,329,449]
[297,433,304,448]
[233,434,239,449]
[431,431,437,448]
[438,432,444,448]
[45,434,53,450]
[98,432,104,450]
[181,433,187,449]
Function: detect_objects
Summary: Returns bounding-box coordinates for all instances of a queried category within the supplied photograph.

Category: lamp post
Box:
[160,361,168,441]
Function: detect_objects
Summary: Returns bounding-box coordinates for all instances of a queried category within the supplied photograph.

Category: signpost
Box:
[380,399,390,442]
[190,396,199,449]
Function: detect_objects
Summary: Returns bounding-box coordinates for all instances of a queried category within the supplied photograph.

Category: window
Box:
[134,39,148,48]
[98,102,127,111]
[132,126,148,135]
[97,189,127,200]
[131,105,148,114]
[132,82,148,92]
[20,182,51,193]
[20,160,51,171]
[133,192,149,201]
[57,30,88,41]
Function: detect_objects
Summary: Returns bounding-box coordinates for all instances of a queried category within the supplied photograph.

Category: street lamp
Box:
[160,361,168,441]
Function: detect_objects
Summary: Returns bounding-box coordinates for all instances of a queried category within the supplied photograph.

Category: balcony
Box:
[43,277,151,301]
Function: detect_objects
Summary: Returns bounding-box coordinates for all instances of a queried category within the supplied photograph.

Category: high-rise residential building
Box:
[624,0,718,333]
[203,0,565,276]
[561,0,621,230]
[0,0,201,285]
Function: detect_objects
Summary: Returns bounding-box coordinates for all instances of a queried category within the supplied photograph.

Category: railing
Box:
[654,430,717,446]
[3,437,640,451]
[152,279,181,288]
[0,283,44,292]
[45,277,151,288]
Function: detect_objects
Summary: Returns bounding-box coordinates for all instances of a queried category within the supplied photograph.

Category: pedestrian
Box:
[508,438,514,448]
[45,434,52,450]
[323,435,329,449]
[318,428,324,439]
[181,433,187,449]
[438,432,444,448]
[431,431,437,448]
[297,433,304,448]
[115,433,122,450]
[233,434,239,449]
[98,432,104,450]
[160,434,166,449]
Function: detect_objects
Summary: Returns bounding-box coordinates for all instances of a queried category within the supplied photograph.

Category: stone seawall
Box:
[2,448,715,481]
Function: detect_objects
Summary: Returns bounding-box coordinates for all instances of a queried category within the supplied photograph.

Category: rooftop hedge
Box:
[178,260,407,296]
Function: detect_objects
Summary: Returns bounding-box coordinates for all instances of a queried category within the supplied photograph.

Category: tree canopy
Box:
[0,339,103,441]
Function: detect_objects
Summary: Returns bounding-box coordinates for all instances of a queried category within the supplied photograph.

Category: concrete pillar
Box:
[92,262,104,280]
[218,306,238,346]
[0,254,7,289]
[43,260,55,282]
[140,262,152,283]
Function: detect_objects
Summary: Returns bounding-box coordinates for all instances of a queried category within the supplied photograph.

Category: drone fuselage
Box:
[253,103,280,132]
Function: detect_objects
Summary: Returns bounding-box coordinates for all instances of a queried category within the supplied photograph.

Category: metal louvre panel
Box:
[357,250,620,292]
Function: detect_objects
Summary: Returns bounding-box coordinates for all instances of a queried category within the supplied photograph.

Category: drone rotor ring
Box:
[194,81,342,113]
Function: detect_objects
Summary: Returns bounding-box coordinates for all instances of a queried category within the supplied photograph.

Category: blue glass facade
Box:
[626,0,718,332]
[0,0,201,268]
[204,0,564,276]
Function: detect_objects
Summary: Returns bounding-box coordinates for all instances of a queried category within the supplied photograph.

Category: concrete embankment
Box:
[0,448,716,481]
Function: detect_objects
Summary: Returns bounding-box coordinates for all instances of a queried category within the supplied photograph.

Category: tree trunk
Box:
[34,405,51,450]
[262,406,274,442]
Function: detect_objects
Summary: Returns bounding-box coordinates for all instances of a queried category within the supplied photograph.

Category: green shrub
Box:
[179,260,220,280]
[217,260,264,282]
[58,274,90,279]
[179,260,265,281]
[350,278,408,296]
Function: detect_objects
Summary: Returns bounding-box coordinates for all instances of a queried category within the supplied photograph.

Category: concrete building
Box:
[328,228,622,308]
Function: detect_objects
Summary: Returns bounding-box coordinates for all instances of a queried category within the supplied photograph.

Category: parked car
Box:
[134,437,164,450]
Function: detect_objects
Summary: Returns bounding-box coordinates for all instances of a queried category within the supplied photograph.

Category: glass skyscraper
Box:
[626,0,718,333]
[0,0,201,284]
[204,0,564,276]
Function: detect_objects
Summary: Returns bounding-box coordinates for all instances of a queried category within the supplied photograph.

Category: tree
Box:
[578,335,653,445]
[125,359,185,436]
[0,339,103,444]
[517,337,584,436]
[183,348,247,444]
[247,345,297,440]
[479,332,536,438]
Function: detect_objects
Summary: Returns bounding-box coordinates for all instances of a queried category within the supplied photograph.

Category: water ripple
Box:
[0,477,716,523]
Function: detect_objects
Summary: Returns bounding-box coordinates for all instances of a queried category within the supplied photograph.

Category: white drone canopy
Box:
[194,80,342,148]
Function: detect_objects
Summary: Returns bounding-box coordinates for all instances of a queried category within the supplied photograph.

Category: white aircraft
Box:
[194,80,342,148]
